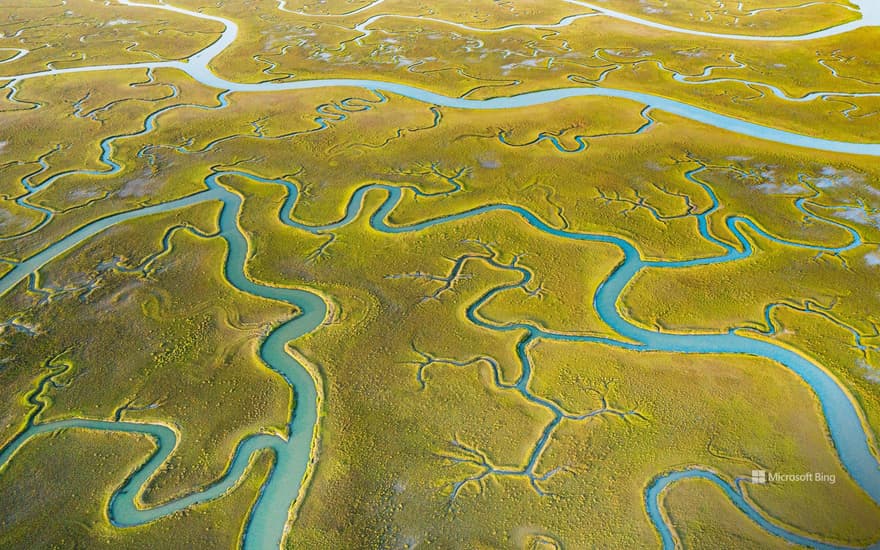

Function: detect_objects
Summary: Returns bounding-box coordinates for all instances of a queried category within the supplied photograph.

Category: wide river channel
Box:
[1,1,879,548]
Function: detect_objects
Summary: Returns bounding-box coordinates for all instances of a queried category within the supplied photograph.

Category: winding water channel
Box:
[1,0,879,548]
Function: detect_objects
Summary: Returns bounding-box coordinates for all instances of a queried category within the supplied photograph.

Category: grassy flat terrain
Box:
[0,68,223,259]
[0,0,878,548]
[0,0,221,75]
[663,476,804,549]
[0,201,294,505]
[0,429,273,548]
[589,0,861,35]
[145,0,880,141]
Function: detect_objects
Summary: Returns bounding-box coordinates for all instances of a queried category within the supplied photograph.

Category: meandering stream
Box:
[0,0,879,548]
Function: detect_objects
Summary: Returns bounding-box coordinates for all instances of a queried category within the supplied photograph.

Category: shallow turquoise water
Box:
[0,1,879,548]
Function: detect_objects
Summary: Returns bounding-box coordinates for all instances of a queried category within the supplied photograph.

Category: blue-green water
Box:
[2,168,878,549]
[1,1,879,548]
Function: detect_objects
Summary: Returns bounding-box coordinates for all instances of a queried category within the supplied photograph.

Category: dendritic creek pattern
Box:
[1,0,880,549]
